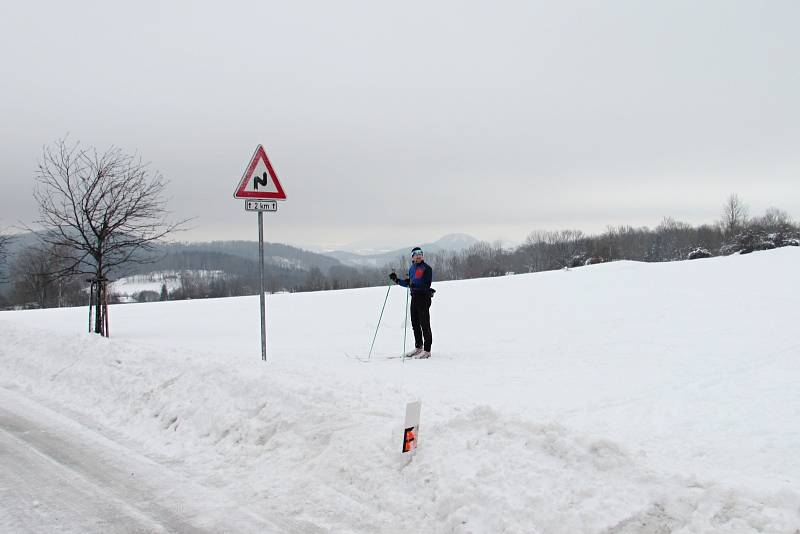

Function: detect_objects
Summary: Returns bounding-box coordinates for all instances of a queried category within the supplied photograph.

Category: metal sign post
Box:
[233,144,287,362]
[257,211,267,361]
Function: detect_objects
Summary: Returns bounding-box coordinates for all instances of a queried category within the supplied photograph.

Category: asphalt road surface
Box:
[0,387,313,533]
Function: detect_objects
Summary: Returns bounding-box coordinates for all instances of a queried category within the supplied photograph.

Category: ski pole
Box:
[368,280,393,360]
[402,285,410,363]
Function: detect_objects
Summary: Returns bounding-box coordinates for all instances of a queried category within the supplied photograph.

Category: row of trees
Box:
[386,195,797,284]
[0,231,13,308]
[282,196,799,291]
[3,194,798,308]
[0,232,11,281]
[1,243,85,309]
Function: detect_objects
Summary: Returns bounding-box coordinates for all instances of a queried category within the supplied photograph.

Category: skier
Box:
[390,247,435,358]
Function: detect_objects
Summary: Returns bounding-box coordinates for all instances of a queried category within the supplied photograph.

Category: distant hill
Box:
[0,234,479,299]
[151,241,342,273]
[432,233,482,251]
[323,233,480,268]
[117,240,354,292]
[0,236,353,297]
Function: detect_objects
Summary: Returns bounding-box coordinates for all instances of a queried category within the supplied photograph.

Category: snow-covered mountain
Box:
[324,233,480,268]
[2,248,798,532]
[431,232,481,251]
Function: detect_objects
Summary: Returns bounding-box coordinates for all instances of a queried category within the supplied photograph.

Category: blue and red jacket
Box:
[398,261,433,296]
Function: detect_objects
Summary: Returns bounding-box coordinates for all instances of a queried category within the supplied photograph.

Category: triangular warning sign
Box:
[233,145,287,200]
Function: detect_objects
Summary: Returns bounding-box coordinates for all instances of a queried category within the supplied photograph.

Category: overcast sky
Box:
[1,0,798,251]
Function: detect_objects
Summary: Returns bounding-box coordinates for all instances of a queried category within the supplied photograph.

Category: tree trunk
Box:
[93,260,104,335]
[94,282,103,335]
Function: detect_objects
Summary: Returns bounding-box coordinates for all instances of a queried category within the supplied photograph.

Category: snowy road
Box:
[0,387,301,534]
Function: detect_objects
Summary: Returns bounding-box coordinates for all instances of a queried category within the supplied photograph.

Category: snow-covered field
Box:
[109,270,223,298]
[1,248,799,533]
[108,272,179,295]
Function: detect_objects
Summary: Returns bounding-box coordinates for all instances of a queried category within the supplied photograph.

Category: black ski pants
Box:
[410,293,432,352]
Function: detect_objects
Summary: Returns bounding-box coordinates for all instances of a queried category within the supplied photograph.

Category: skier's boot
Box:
[405,348,423,358]
[416,351,431,359]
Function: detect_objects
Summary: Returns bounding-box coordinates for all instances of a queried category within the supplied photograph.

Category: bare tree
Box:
[520,230,550,272]
[32,138,187,335]
[653,217,694,261]
[753,207,793,232]
[9,246,54,308]
[0,234,10,262]
[720,193,748,237]
[603,225,651,261]
[302,266,328,291]
[546,229,586,268]
[0,229,13,282]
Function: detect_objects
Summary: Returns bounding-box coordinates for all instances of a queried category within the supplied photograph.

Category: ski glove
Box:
[389,272,398,282]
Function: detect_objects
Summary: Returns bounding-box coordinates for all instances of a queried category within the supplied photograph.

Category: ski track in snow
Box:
[2,248,800,532]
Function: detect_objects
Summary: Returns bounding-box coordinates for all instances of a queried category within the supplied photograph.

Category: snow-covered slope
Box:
[109,270,224,298]
[1,248,799,532]
[109,271,184,296]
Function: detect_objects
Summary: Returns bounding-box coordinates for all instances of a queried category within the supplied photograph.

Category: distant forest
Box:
[1,195,797,309]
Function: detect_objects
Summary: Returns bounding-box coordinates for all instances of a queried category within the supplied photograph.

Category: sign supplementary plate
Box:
[245,200,278,212]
